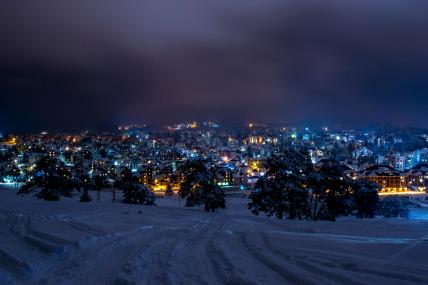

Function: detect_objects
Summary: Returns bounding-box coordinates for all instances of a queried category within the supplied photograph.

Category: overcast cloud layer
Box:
[1,1,428,131]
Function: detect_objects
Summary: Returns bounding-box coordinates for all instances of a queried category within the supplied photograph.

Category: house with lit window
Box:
[214,166,241,192]
[360,164,406,193]
[405,163,428,192]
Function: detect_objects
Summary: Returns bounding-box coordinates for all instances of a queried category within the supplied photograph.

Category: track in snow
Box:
[1,195,428,285]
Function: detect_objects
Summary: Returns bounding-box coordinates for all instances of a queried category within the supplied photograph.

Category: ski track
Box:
[1,198,428,285]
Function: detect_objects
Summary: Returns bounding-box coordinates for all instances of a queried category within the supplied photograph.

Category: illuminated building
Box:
[3,136,17,146]
[214,167,241,191]
[361,165,407,193]
[405,164,428,192]
[248,136,263,145]
[139,167,153,185]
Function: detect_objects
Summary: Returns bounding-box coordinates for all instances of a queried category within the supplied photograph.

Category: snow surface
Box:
[0,186,428,285]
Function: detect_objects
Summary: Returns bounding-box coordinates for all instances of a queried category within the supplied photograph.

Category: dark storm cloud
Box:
[1,1,428,131]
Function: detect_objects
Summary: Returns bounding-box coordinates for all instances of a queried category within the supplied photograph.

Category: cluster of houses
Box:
[1,124,428,195]
[315,160,428,193]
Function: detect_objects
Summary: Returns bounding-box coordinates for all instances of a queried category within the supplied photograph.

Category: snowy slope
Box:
[0,187,427,285]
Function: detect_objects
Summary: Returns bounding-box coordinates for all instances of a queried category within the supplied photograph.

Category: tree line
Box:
[248,148,381,220]
[18,148,408,219]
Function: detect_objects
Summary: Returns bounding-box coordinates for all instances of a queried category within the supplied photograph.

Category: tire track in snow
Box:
[258,231,367,285]
[36,226,161,285]
[301,250,428,284]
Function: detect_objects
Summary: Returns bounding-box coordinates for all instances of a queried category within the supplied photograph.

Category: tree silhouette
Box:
[249,149,357,221]
[353,179,380,218]
[179,159,225,212]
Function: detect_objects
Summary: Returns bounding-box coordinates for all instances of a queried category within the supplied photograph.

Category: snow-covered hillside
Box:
[0,187,427,285]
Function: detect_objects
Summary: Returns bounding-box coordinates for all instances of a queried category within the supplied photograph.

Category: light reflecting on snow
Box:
[409,207,428,220]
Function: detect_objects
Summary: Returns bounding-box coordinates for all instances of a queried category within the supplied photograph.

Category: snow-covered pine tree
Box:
[179,159,226,212]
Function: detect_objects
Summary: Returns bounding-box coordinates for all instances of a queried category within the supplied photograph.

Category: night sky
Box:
[1,1,428,132]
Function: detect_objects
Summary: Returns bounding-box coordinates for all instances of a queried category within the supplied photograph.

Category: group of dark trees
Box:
[248,148,405,221]
[19,156,77,201]
[114,167,155,205]
[16,149,409,218]
[16,154,226,212]
[17,156,157,205]
[178,160,226,212]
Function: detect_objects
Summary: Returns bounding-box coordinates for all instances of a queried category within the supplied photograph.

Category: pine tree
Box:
[353,179,379,218]
[118,169,156,205]
[79,175,92,202]
[311,160,354,221]
[179,159,226,212]
[31,156,74,201]
[249,147,313,219]
[249,149,356,221]
[122,181,139,203]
